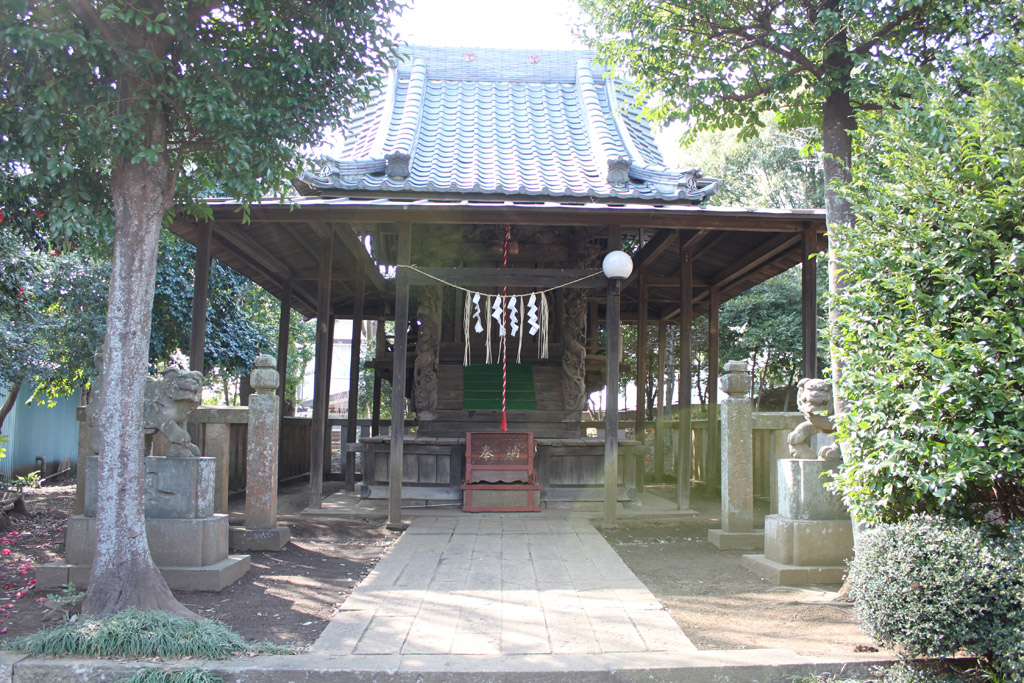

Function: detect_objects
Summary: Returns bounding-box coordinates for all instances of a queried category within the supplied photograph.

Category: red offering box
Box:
[465,431,536,484]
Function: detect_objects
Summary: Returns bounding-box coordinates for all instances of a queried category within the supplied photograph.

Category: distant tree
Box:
[681,120,824,210]
[357,322,391,421]
[0,0,397,616]
[151,232,277,395]
[0,226,107,432]
[718,266,828,406]
[622,120,826,413]
[833,42,1024,525]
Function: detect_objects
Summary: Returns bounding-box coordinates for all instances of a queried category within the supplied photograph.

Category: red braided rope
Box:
[500,224,509,432]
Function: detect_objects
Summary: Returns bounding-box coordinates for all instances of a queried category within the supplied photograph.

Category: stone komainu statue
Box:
[143,368,204,457]
[787,377,841,461]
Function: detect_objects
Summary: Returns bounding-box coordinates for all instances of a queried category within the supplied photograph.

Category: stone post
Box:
[229,355,291,551]
[708,360,764,550]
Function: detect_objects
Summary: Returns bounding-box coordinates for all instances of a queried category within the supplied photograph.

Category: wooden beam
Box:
[214,222,292,280]
[681,229,710,251]
[694,233,732,263]
[388,222,412,530]
[345,261,366,492]
[711,233,802,288]
[644,275,710,288]
[802,225,818,379]
[208,230,318,314]
[331,223,389,294]
[189,224,212,373]
[219,201,824,233]
[677,244,693,512]
[624,229,674,286]
[404,267,603,289]
[308,233,333,510]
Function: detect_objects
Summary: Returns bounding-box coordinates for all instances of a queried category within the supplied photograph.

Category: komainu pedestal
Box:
[37,456,251,592]
[742,458,853,585]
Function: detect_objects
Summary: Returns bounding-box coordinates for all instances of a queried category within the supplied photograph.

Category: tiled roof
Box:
[298,47,719,203]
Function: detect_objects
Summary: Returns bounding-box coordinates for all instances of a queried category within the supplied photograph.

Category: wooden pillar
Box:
[708,286,721,494]
[635,269,649,492]
[276,279,292,475]
[388,223,412,530]
[371,321,385,437]
[635,269,648,441]
[345,262,366,491]
[189,224,212,374]
[604,278,622,524]
[677,247,693,511]
[308,234,333,509]
[655,318,667,483]
[802,225,819,379]
[604,227,623,524]
[275,280,292,405]
[323,315,336,480]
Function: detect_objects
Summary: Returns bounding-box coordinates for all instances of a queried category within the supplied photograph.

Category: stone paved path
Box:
[313,515,697,659]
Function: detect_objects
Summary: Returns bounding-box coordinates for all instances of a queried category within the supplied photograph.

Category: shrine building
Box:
[169,46,826,527]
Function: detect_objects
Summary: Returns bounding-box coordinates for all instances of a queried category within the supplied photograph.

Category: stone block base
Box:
[229,525,291,552]
[764,515,853,566]
[708,529,764,551]
[36,555,251,592]
[741,554,847,586]
[65,514,228,567]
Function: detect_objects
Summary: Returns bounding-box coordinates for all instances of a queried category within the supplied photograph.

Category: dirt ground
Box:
[0,479,884,657]
[600,485,883,656]
[0,479,398,645]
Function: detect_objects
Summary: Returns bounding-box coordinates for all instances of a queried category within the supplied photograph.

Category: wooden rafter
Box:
[711,233,802,288]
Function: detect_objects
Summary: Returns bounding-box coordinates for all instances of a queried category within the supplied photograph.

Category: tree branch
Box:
[718,63,812,102]
[852,5,928,55]
[67,0,120,47]
[0,381,22,433]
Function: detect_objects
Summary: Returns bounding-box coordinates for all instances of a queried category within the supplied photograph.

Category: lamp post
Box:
[602,250,632,524]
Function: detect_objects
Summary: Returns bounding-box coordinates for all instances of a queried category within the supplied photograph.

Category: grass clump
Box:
[119,668,224,683]
[3,609,291,659]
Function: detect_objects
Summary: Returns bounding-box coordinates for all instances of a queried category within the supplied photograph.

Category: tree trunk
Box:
[821,23,857,599]
[822,39,855,417]
[0,381,21,434]
[82,109,194,619]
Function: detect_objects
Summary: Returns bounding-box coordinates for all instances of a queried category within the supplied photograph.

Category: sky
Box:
[389,0,585,50]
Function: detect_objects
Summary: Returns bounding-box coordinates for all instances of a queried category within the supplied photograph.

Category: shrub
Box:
[3,609,289,659]
[833,44,1024,525]
[881,661,974,683]
[851,517,1024,681]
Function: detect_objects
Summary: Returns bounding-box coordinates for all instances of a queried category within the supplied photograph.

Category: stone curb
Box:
[1,650,901,682]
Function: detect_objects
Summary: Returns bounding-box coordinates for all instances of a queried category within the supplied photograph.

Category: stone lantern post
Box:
[230,355,291,551]
[708,360,765,550]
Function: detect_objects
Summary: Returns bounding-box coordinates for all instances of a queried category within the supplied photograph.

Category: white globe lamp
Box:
[602,250,633,280]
